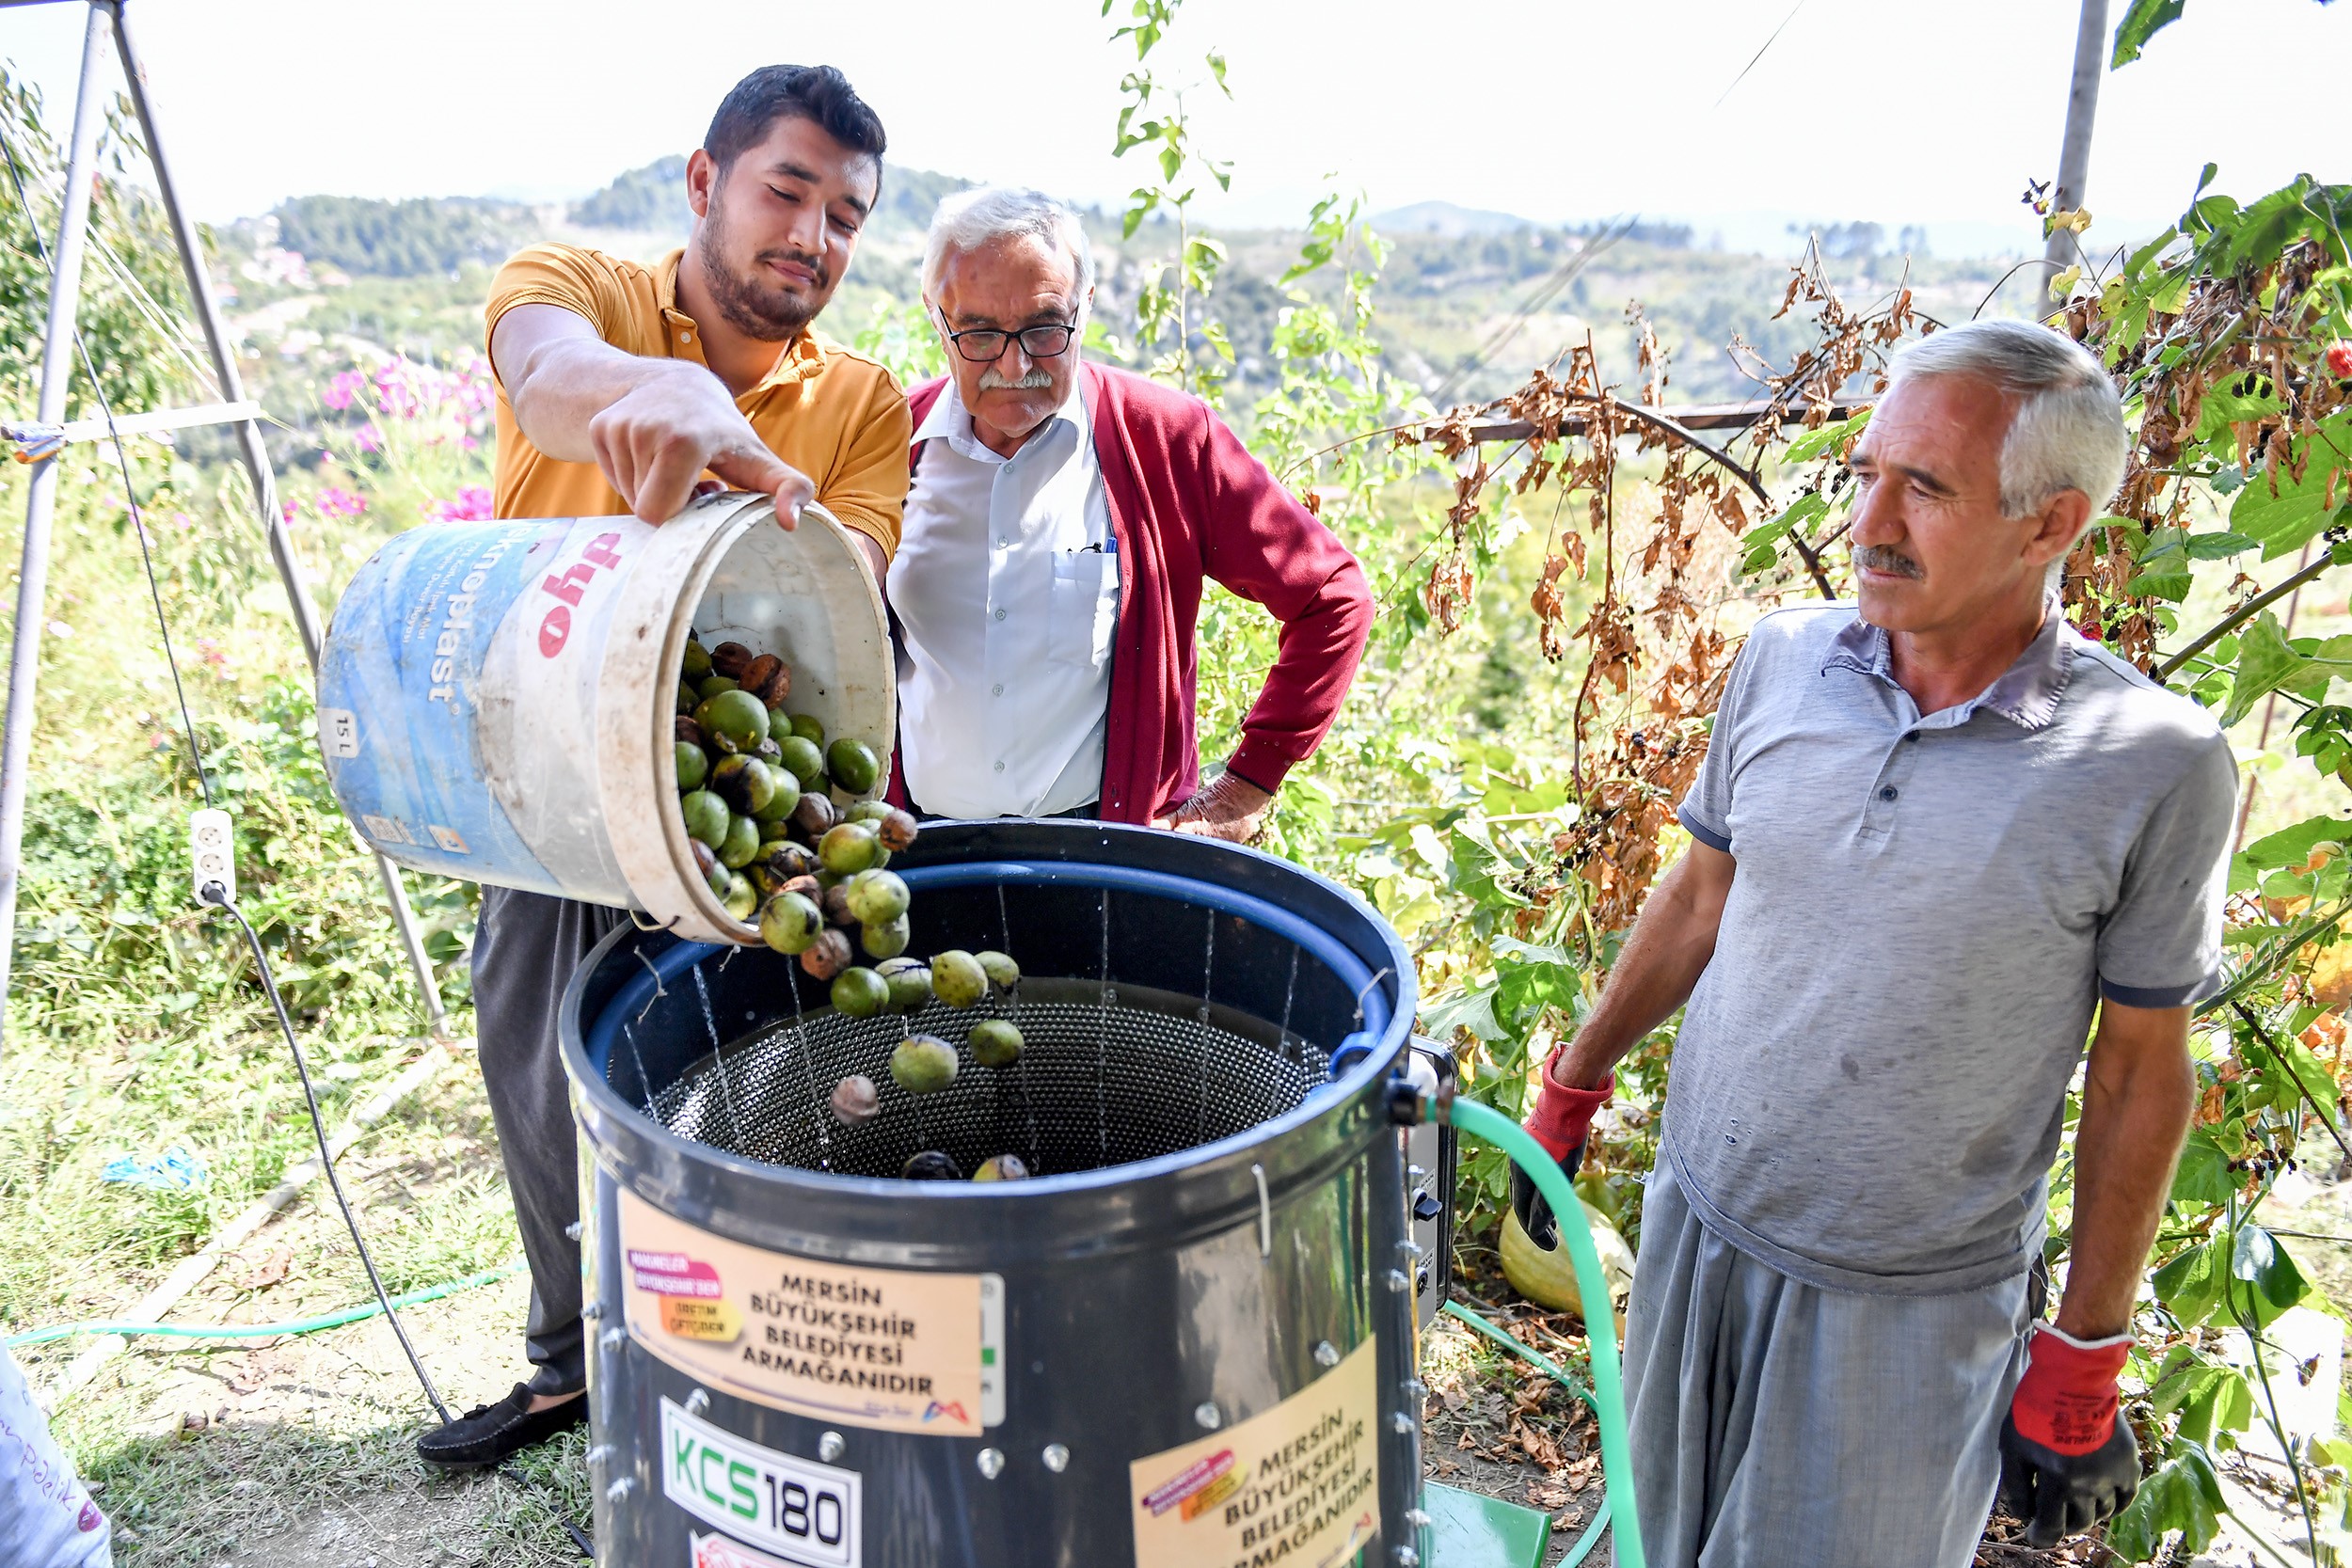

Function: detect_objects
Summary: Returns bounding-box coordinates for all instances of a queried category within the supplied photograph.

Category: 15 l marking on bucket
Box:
[662,1397,860,1568]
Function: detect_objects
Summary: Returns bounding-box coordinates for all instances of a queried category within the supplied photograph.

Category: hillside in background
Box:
[211,160,2034,423]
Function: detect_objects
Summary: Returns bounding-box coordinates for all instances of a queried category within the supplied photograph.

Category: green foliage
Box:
[0,71,199,421]
[2110,0,2188,68]
[271,193,535,277]
[568,154,690,231]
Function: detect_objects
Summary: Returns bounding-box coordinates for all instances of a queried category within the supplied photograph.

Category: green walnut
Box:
[827,738,881,795]
[844,869,910,925]
[680,790,731,849]
[709,754,776,818]
[818,822,881,876]
[930,951,988,1009]
[681,639,713,681]
[759,891,823,955]
[790,713,826,748]
[695,689,771,753]
[696,673,739,702]
[968,1019,1024,1069]
[773,735,826,790]
[830,966,889,1019]
[889,1035,960,1095]
[860,914,911,961]
[720,871,757,922]
[674,741,708,793]
[973,1153,1030,1182]
[901,1149,963,1180]
[975,951,1020,990]
[718,814,763,869]
[753,767,802,824]
[675,681,698,716]
[881,961,933,1013]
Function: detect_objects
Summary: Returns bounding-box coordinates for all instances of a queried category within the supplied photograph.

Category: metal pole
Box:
[106,0,452,1038]
[0,3,111,1053]
[2025,0,2109,319]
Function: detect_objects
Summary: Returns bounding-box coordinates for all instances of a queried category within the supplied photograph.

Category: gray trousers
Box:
[471,886,628,1396]
[1623,1160,2032,1568]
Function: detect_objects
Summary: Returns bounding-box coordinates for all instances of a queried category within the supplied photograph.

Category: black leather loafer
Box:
[416,1382,585,1468]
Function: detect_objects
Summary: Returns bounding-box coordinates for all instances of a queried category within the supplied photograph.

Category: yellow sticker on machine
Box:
[616,1188,998,1437]
[1128,1337,1381,1568]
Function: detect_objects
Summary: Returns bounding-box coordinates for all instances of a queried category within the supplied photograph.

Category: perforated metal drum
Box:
[563,820,1421,1568]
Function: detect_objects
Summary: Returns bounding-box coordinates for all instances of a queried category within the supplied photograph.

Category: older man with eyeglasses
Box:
[883,187,1372,837]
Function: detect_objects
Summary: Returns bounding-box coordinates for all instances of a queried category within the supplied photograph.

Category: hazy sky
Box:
[2,0,2343,246]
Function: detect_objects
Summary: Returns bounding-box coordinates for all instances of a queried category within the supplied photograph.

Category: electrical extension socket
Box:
[191,808,234,907]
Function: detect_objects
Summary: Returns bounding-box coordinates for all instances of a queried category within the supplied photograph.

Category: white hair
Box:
[921,186,1096,309]
[1885,319,2130,521]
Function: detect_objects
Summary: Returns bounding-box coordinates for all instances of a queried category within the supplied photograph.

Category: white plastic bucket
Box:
[316,493,892,943]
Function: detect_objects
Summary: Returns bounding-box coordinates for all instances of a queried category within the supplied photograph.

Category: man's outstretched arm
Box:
[491,304,841,557]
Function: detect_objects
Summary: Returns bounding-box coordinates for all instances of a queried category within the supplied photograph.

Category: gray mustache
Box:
[1852,544,1924,580]
[978,367,1055,391]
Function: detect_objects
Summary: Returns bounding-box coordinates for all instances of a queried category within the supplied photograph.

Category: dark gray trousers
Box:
[471,885,628,1396]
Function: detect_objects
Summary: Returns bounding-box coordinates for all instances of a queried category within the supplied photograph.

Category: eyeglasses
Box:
[934,311,1079,363]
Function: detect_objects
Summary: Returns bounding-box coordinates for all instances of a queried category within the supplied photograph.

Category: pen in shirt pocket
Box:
[1073,538,1117,554]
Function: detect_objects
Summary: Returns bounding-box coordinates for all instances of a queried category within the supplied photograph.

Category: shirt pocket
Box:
[1049,551,1118,670]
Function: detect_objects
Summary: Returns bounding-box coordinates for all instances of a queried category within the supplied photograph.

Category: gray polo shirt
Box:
[1663,603,2236,1295]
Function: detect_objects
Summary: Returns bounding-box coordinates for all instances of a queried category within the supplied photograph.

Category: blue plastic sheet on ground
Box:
[100,1144,207,1192]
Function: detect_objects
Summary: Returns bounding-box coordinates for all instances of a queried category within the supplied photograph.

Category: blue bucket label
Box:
[319,520,573,893]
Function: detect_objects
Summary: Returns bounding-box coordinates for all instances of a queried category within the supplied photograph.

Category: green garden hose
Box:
[4,1260,523,1349]
[1439,1094,1647,1568]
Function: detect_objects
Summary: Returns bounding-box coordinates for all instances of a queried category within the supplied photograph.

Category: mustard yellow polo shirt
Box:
[485,244,910,557]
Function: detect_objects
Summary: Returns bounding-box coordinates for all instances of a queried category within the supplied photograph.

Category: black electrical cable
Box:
[1,119,593,1560]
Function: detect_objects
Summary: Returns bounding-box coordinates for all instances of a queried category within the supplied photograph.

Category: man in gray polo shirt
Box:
[1515,319,2236,1564]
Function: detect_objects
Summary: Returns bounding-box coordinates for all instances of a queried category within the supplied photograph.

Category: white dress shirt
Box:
[892,378,1117,817]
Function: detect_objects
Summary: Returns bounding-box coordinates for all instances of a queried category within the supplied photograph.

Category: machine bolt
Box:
[1390,1411,1415,1434]
[1384,1269,1411,1293]
[600,1326,627,1353]
[581,1301,603,1322]
[564,1220,584,1240]
[1396,1239,1424,1259]
[1401,1379,1427,1401]
[818,1431,846,1464]
[1194,1402,1223,1431]
[1405,1509,1433,1529]
[1041,1443,1070,1473]
[586,1444,612,1467]
[1313,1341,1341,1368]
[1407,1164,1427,1180]
[1391,1547,1421,1566]
[977,1448,1006,1480]
[606,1477,635,1502]
[683,1389,710,1417]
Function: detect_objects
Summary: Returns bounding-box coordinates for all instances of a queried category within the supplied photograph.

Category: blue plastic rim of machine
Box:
[559,818,1434,1568]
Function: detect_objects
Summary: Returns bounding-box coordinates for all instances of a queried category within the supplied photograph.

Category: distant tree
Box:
[1790,220,1883,261]
[569,156,691,232]
[272,195,534,277]
[1897,223,1931,258]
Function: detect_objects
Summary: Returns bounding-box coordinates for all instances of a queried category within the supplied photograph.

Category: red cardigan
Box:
[885,362,1372,824]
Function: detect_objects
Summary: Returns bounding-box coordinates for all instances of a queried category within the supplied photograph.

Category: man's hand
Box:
[1998,1324,2139,1545]
[1511,1059,1613,1246]
[492,302,815,528]
[1153,769,1274,844]
[587,369,814,527]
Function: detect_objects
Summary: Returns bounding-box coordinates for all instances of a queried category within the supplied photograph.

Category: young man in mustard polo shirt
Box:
[419,64,911,1467]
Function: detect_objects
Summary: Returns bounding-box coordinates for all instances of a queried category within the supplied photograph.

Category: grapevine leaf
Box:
[2219,611,2311,727]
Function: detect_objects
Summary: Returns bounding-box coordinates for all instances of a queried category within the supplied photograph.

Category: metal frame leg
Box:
[0,4,111,1053]
[106,0,450,1038]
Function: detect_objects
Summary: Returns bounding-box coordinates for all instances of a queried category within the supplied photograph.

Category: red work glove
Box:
[1510,1049,1612,1249]
[1998,1323,2140,1546]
